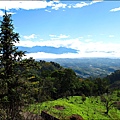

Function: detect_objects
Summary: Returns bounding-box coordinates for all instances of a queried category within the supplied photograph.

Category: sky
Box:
[0,0,120,59]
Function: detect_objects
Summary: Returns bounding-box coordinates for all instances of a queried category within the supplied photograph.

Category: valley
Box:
[50,58,120,78]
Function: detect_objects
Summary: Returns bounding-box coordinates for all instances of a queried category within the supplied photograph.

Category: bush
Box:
[81,94,86,103]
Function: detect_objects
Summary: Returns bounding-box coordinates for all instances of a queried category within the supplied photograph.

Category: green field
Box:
[26,94,120,120]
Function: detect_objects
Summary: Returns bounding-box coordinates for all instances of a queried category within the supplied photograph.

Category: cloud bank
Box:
[0,1,102,16]
[110,7,120,12]
[15,36,120,59]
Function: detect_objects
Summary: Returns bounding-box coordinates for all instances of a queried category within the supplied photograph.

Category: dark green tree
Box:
[0,11,26,119]
[100,93,115,115]
[51,68,78,98]
[61,68,77,96]
[93,78,108,96]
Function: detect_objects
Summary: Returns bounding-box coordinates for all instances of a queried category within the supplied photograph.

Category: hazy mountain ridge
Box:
[17,46,78,54]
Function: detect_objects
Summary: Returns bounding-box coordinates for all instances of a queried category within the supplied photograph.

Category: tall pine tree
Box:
[0,11,26,120]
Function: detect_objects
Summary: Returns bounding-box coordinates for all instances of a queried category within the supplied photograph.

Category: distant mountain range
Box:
[48,58,120,78]
[17,46,120,78]
[17,46,78,54]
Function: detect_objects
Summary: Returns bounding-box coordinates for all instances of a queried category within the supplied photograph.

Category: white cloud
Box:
[23,52,79,59]
[73,2,89,8]
[0,1,101,12]
[51,2,67,10]
[73,1,101,9]
[109,35,114,38]
[85,39,92,42]
[45,9,51,12]
[110,7,120,12]
[59,34,70,39]
[15,39,76,48]
[78,36,83,39]
[23,49,120,59]
[0,1,67,11]
[15,37,120,59]
[0,1,54,11]
[49,34,56,37]
[23,34,36,39]
[90,1,103,4]
[16,38,120,57]
[87,35,92,37]
[68,5,72,9]
[49,34,70,40]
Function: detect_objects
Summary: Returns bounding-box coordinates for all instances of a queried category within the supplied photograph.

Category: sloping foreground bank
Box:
[25,95,120,120]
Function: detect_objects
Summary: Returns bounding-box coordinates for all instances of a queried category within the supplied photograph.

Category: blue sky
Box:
[0,1,120,59]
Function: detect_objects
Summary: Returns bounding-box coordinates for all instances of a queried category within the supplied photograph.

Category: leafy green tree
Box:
[106,70,120,84]
[38,77,55,102]
[81,79,94,96]
[51,70,65,98]
[61,68,77,96]
[0,11,27,119]
[93,78,108,95]
[100,93,115,115]
[51,68,78,98]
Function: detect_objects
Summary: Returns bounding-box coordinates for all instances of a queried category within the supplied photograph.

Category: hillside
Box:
[26,93,120,120]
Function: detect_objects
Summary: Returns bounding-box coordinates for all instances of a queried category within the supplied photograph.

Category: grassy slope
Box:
[26,94,120,120]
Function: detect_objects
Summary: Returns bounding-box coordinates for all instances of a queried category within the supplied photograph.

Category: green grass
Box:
[25,95,120,120]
